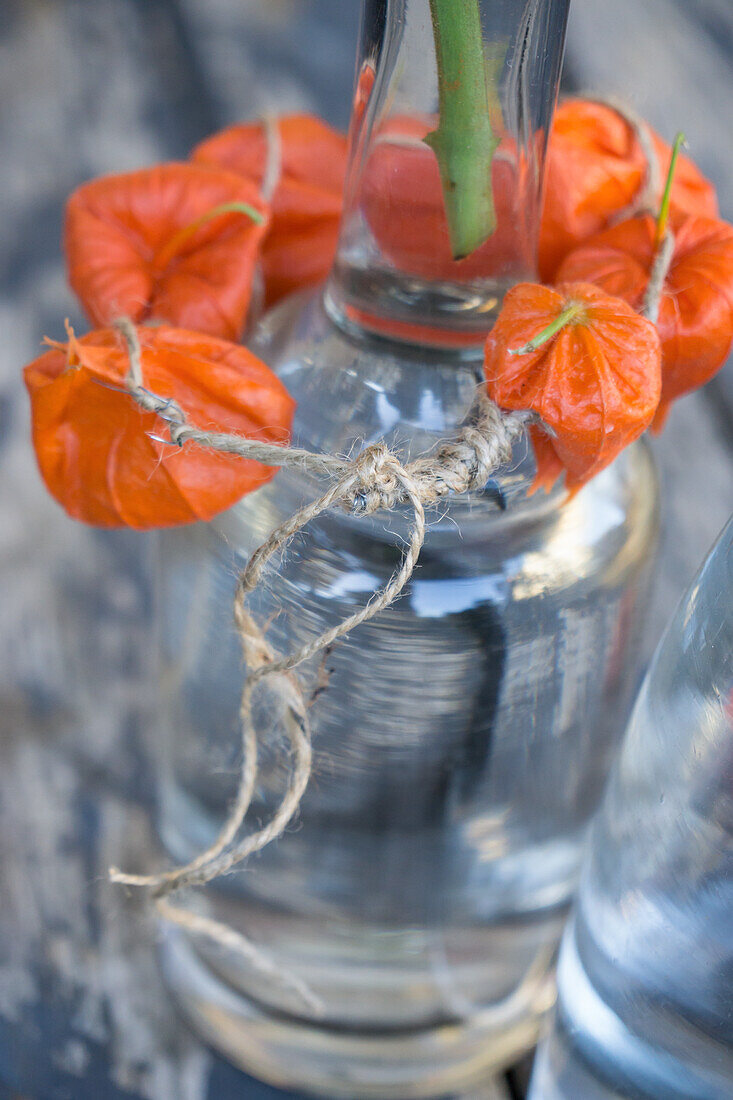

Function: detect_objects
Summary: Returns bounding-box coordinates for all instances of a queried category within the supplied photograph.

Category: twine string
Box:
[115,316,532,509]
[244,114,283,324]
[260,113,283,204]
[642,228,675,324]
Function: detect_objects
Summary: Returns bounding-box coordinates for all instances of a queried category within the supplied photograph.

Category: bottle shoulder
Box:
[253,290,494,457]
[208,294,660,592]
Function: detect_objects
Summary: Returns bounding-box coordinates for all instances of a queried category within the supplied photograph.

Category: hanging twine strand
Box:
[245,115,283,324]
[643,228,675,324]
[260,113,283,204]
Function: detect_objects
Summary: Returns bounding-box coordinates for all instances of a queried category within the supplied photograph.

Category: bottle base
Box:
[160,928,554,1099]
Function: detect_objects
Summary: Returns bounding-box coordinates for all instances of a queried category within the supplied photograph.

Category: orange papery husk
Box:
[557,213,733,429]
[484,282,662,491]
[192,114,347,307]
[361,115,528,281]
[24,325,295,529]
[65,163,270,341]
[527,424,566,496]
[539,99,718,281]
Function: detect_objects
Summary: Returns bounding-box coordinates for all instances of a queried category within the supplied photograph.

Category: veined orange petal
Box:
[484,282,661,490]
[557,212,733,427]
[65,163,269,340]
[24,325,295,529]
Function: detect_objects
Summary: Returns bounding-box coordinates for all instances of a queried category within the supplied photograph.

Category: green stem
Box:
[655,132,685,246]
[509,301,585,356]
[154,201,265,270]
[425,0,498,260]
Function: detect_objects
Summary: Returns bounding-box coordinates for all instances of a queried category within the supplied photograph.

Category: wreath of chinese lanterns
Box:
[23,100,733,528]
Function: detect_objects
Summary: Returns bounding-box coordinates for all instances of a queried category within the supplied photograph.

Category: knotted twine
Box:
[109,98,675,1012]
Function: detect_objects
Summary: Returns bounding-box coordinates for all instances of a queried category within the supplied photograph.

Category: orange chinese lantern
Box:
[192,114,347,306]
[484,281,662,490]
[361,115,526,281]
[539,99,718,280]
[556,212,733,428]
[24,324,294,529]
[527,424,566,496]
[65,163,269,341]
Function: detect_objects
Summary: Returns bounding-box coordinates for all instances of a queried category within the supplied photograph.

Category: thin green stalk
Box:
[154,201,265,269]
[425,0,498,260]
[655,131,685,246]
[509,302,585,356]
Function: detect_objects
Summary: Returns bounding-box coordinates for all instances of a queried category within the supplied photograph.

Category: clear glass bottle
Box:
[155,1,660,1096]
[529,516,733,1100]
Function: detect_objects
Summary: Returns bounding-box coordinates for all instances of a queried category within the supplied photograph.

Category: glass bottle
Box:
[155,1,659,1095]
[529,516,733,1100]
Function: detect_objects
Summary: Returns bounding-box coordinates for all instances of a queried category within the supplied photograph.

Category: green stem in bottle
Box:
[425,0,499,260]
[654,131,685,247]
[509,301,585,356]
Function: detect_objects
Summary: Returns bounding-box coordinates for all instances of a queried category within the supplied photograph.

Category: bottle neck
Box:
[324,0,570,352]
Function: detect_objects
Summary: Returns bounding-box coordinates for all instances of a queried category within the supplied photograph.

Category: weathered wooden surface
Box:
[0,2,731,1098]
